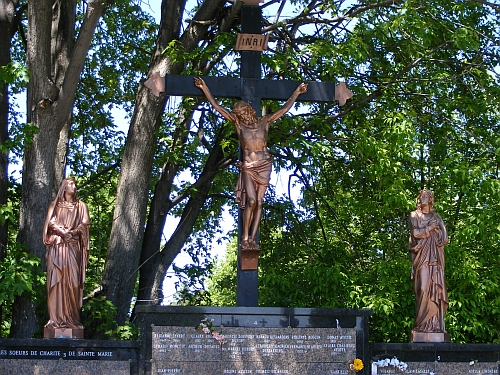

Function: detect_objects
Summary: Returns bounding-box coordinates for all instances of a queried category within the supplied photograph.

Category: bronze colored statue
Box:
[194,77,307,251]
[43,178,90,337]
[408,189,449,342]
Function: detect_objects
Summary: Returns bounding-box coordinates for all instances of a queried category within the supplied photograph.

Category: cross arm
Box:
[162,75,242,99]
[158,74,340,103]
[243,78,335,103]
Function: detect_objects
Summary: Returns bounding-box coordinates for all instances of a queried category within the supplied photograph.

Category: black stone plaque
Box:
[0,338,139,375]
[373,361,499,374]
[370,342,500,375]
[436,362,499,375]
[0,358,130,375]
[151,326,357,375]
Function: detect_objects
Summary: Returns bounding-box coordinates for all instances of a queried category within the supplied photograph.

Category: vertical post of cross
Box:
[152,1,351,308]
[236,4,262,307]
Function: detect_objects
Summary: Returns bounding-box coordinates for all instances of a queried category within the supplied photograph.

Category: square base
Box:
[410,330,450,343]
[240,249,259,270]
[44,327,84,339]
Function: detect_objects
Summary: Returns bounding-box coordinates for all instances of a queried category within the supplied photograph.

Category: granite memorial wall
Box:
[134,306,372,375]
[3,308,500,374]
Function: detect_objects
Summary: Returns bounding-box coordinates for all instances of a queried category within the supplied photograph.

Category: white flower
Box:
[372,356,408,374]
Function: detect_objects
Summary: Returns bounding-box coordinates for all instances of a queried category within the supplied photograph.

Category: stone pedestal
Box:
[44,327,84,339]
[410,330,450,343]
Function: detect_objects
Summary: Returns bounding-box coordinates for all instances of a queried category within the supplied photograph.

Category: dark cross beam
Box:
[147,4,350,308]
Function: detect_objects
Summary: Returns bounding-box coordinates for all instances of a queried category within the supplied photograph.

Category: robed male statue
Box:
[43,177,90,338]
[408,189,449,342]
[195,77,307,251]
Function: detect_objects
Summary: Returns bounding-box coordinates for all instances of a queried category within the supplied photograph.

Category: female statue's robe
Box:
[409,210,448,332]
[43,199,90,329]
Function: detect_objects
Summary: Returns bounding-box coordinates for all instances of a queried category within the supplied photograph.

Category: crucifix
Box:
[145,2,352,307]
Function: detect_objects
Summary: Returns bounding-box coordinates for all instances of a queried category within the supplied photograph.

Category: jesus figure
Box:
[194,77,307,251]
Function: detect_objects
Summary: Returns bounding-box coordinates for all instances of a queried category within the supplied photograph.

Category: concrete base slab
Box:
[44,327,84,339]
[410,330,450,343]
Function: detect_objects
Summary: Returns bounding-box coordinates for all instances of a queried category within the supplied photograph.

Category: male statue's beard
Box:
[240,114,256,125]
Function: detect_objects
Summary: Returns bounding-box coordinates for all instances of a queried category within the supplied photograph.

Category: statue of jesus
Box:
[195,77,307,251]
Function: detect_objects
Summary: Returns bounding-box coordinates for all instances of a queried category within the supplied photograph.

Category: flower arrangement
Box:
[371,356,408,374]
[196,317,226,344]
[347,358,364,373]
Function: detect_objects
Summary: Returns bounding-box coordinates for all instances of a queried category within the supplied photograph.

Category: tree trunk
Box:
[135,95,235,306]
[53,120,70,194]
[101,0,229,324]
[141,133,232,307]
[134,0,242,309]
[10,0,55,339]
[51,0,76,191]
[135,110,190,305]
[10,0,107,338]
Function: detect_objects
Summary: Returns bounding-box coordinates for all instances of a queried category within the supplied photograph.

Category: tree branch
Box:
[11,3,26,40]
[57,0,110,126]
[329,41,450,121]
[470,0,500,11]
[263,0,404,33]
[77,160,121,191]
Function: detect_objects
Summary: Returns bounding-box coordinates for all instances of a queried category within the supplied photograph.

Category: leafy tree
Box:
[206,237,238,307]
[3,0,500,343]
[0,0,25,328]
[0,0,16,245]
[100,0,241,324]
[7,0,121,338]
[208,0,500,344]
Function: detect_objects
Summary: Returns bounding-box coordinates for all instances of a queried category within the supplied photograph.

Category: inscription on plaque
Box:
[235,34,269,51]
[0,348,119,359]
[151,326,357,375]
[436,362,499,375]
[0,342,137,375]
[374,361,499,375]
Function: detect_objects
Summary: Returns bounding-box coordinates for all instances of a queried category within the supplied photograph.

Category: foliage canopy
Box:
[1,0,499,343]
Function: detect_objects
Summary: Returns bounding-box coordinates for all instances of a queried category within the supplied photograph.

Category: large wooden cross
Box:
[145,3,351,307]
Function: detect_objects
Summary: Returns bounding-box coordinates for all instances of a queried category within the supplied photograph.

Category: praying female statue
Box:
[43,177,90,335]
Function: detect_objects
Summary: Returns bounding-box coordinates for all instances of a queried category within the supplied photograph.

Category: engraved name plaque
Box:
[151,326,357,374]
[135,306,372,375]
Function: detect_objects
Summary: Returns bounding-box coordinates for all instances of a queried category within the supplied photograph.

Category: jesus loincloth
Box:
[235,158,272,209]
